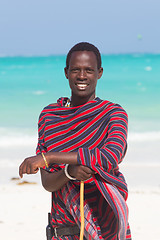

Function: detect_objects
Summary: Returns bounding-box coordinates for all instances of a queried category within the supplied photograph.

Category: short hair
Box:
[66,42,102,69]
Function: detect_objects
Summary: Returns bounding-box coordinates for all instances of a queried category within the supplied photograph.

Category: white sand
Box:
[0,164,160,240]
[0,183,50,240]
[127,189,160,240]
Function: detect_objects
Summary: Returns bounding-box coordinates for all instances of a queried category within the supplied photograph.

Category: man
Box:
[19,42,131,239]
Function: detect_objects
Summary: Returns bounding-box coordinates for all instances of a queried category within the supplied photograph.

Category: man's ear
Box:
[98,67,103,79]
[64,67,68,79]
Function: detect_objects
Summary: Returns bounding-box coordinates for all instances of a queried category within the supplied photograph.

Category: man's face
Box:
[64,51,103,101]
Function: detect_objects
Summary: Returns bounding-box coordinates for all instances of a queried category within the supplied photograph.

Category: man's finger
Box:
[19,167,23,178]
[80,165,94,174]
[26,164,31,174]
[19,161,27,178]
[82,173,92,181]
[19,162,24,178]
[30,165,39,174]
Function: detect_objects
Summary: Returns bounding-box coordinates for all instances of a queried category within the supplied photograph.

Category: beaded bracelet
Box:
[41,152,49,168]
[64,164,76,180]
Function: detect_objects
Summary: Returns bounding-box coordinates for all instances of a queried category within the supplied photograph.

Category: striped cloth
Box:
[36,97,131,240]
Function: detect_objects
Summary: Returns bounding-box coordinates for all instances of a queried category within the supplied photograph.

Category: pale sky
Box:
[0,0,160,55]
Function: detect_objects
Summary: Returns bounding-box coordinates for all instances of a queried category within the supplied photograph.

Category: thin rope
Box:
[80,181,84,240]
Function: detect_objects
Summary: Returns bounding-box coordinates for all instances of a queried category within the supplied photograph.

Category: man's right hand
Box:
[19,154,44,178]
[68,165,95,181]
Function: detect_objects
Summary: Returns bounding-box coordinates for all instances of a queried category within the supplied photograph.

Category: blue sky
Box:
[0,0,160,55]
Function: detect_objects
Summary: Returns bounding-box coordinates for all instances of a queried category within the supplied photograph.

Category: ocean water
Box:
[0,54,160,169]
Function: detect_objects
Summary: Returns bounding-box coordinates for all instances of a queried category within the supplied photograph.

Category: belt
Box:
[53,225,80,237]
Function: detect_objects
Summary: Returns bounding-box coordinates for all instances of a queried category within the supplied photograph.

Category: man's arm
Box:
[19,152,95,192]
[19,152,78,178]
[40,168,69,192]
[40,164,94,192]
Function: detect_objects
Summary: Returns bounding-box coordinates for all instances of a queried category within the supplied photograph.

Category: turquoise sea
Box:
[0,54,160,168]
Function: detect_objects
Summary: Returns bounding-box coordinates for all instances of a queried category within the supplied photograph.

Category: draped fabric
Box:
[36,97,131,240]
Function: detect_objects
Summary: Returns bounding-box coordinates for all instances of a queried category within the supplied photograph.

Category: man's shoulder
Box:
[100,99,125,110]
[43,103,57,110]
[99,99,127,117]
[38,103,58,119]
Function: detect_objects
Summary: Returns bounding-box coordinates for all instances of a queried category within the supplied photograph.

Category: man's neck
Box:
[70,94,96,107]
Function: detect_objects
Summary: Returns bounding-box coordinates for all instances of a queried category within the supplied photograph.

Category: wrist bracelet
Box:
[64,164,76,180]
[41,152,49,168]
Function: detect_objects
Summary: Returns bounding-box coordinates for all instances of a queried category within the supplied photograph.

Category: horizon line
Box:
[0,52,160,58]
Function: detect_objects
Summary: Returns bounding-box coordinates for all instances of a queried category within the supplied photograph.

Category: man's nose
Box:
[78,70,87,79]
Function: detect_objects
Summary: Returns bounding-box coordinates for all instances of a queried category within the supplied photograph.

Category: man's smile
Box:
[76,83,89,90]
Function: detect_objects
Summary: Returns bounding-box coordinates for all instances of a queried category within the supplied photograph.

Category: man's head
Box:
[66,42,102,70]
[64,43,103,105]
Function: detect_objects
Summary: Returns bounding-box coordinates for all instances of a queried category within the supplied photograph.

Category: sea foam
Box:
[0,135,37,147]
[128,131,160,141]
[0,127,37,147]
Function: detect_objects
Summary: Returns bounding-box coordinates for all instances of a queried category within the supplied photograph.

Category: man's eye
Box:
[86,68,94,73]
[71,68,79,73]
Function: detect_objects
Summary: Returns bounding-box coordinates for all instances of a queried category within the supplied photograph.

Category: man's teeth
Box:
[77,84,87,87]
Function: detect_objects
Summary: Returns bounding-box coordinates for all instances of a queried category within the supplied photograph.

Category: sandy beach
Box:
[0,162,160,240]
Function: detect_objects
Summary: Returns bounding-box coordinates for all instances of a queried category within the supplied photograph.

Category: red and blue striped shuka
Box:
[36,97,132,240]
